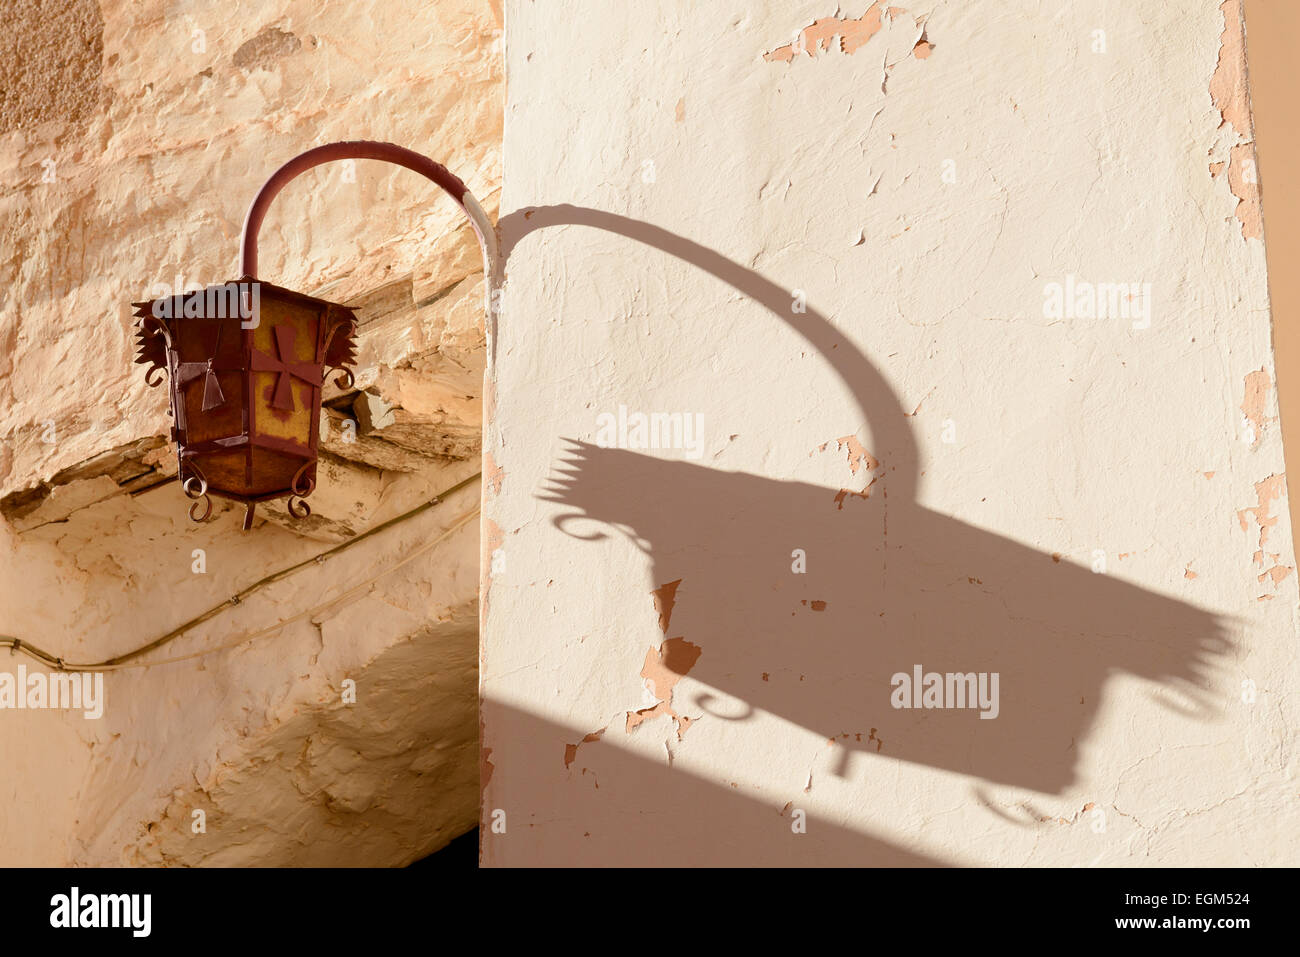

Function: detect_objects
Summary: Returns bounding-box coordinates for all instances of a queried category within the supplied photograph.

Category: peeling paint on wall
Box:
[1238,473,1287,554]
[833,487,872,509]
[484,452,505,496]
[563,729,605,769]
[1240,367,1275,449]
[480,518,506,628]
[763,5,885,62]
[651,578,681,633]
[1227,142,1263,241]
[816,435,881,476]
[817,435,884,507]
[1209,0,1263,240]
[762,2,931,69]
[1211,0,1251,136]
[626,637,703,739]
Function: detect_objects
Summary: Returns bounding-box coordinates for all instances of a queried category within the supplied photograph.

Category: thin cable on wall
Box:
[0,472,482,673]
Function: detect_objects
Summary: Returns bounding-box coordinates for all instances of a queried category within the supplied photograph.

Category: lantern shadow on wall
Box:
[131,142,498,530]
[504,206,1235,798]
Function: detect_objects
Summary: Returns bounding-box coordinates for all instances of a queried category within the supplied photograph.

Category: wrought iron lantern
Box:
[133,141,498,530]
[133,281,357,529]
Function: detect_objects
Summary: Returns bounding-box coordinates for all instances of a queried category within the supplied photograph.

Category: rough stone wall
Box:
[481,0,1299,865]
[0,0,501,865]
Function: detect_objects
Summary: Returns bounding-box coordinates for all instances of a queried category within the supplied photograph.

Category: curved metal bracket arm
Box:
[238,140,501,354]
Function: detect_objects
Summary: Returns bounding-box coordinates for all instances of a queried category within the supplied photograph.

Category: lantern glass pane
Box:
[250,298,320,451]
[176,316,245,445]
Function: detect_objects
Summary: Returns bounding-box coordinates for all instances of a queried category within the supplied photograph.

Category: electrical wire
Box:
[0,472,482,673]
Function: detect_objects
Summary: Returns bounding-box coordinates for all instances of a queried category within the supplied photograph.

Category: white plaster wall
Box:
[482,0,1299,865]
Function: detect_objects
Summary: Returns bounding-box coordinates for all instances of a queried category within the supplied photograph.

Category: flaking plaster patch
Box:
[1208,0,1262,240]
[1238,474,1287,565]
[816,434,881,476]
[1240,367,1275,450]
[625,636,703,739]
[563,729,605,769]
[560,579,702,770]
[816,435,885,506]
[652,578,681,633]
[1226,142,1263,241]
[480,518,505,626]
[834,487,872,509]
[232,26,303,71]
[764,4,884,62]
[1210,0,1251,137]
[483,452,505,496]
[763,2,931,69]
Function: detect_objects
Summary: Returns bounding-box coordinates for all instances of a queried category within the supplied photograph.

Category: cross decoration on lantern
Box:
[251,325,322,412]
[131,141,499,530]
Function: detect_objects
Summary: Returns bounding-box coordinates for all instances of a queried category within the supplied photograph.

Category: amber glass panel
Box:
[250,296,320,450]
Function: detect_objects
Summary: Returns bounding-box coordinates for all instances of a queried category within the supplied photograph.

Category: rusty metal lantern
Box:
[133,281,357,528]
[132,141,499,530]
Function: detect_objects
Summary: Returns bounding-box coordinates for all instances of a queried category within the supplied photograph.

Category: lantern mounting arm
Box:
[238,140,500,342]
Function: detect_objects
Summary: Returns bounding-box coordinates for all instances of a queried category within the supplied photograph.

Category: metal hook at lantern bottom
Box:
[182,472,213,523]
[286,463,316,520]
